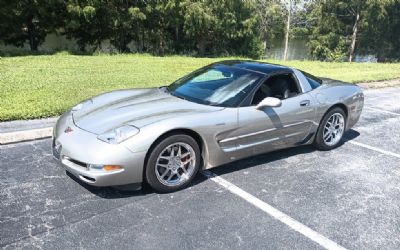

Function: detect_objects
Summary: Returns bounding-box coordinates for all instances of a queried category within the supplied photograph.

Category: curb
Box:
[358,79,400,89]
[0,127,53,145]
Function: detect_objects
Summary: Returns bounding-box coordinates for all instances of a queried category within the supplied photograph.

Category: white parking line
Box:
[201,170,347,250]
[347,140,400,159]
[364,106,400,116]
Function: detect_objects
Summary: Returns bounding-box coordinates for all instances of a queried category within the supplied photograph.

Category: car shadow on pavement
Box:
[343,129,361,141]
[66,129,360,199]
[204,128,360,178]
[211,145,317,177]
[66,169,209,199]
[66,171,153,198]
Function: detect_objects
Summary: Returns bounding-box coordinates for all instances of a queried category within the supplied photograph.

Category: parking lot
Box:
[1,87,400,250]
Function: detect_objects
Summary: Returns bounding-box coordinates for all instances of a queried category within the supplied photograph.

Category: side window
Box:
[301,71,322,89]
[306,77,321,89]
[251,82,272,105]
[251,73,300,105]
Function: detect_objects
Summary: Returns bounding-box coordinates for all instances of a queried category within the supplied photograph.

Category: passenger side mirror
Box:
[256,97,282,110]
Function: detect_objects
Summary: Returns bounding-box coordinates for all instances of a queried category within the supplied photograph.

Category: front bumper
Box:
[52,112,147,187]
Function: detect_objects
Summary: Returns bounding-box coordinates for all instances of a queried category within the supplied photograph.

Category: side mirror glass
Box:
[256,97,282,110]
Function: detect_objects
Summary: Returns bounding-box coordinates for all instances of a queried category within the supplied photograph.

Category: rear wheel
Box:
[145,134,200,193]
[313,107,346,151]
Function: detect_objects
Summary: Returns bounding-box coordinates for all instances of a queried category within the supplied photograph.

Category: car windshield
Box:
[167,65,263,107]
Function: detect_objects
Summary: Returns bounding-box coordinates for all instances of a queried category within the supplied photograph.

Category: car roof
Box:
[213,60,292,75]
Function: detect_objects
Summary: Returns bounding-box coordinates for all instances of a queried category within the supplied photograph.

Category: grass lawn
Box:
[1,54,400,121]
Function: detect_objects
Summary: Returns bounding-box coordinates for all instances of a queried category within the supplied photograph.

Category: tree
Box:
[346,0,363,62]
[181,0,217,56]
[282,0,293,60]
[0,0,267,58]
[140,0,182,55]
[307,0,395,62]
[181,0,263,58]
[163,0,186,53]
[255,0,286,55]
[357,0,400,61]
[108,3,146,53]
[0,0,65,51]
[255,0,309,60]
[281,0,310,60]
[213,0,263,58]
[65,0,112,51]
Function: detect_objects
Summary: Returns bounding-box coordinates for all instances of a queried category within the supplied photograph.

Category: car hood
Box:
[72,88,223,134]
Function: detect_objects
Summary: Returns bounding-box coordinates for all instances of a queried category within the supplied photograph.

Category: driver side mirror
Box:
[256,97,282,110]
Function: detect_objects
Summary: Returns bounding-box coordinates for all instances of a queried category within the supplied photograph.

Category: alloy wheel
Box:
[323,113,345,146]
[155,142,196,187]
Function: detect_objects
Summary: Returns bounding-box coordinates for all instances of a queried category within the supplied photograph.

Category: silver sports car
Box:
[52,60,364,192]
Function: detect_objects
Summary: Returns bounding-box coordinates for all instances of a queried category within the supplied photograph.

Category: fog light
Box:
[103,165,123,171]
[88,164,103,170]
[87,164,123,171]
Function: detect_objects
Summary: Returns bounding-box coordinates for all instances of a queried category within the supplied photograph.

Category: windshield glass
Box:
[167,65,263,107]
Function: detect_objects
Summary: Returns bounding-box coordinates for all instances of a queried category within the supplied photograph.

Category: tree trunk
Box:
[175,26,179,52]
[198,36,206,56]
[283,1,291,61]
[159,34,164,56]
[118,31,129,53]
[175,26,179,42]
[29,36,39,51]
[141,27,145,52]
[27,18,38,51]
[349,12,360,62]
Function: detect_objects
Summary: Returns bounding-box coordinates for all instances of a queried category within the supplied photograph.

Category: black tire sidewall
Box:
[314,108,346,151]
[145,134,201,193]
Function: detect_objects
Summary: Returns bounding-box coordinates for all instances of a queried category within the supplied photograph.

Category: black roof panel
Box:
[214,60,291,74]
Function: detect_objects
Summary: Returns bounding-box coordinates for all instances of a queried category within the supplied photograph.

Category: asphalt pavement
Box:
[1,87,400,250]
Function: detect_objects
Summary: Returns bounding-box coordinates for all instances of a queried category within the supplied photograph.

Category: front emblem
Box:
[64,126,73,133]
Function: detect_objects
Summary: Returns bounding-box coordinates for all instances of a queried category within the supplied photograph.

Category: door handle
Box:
[300,100,310,107]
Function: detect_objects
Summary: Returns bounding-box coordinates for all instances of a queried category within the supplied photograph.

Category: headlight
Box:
[71,99,92,112]
[97,125,140,144]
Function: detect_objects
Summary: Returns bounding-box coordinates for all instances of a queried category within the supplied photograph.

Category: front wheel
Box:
[313,107,346,151]
[145,134,200,193]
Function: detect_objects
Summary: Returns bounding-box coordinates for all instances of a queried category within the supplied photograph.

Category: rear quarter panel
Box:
[309,80,364,132]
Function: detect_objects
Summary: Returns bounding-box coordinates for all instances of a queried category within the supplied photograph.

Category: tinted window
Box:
[167,65,263,107]
[301,71,322,89]
[251,73,300,105]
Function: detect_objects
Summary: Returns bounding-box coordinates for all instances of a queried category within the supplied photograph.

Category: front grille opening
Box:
[80,175,96,182]
[66,157,87,168]
[52,140,62,159]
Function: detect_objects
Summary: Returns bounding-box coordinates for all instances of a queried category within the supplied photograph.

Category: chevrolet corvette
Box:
[52,61,364,192]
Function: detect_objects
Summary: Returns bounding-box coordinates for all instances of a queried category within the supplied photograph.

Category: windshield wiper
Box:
[204,100,220,106]
[159,86,170,93]
[170,91,186,101]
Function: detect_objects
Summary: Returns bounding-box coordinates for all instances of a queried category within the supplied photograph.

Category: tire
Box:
[145,134,201,193]
[313,107,346,151]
